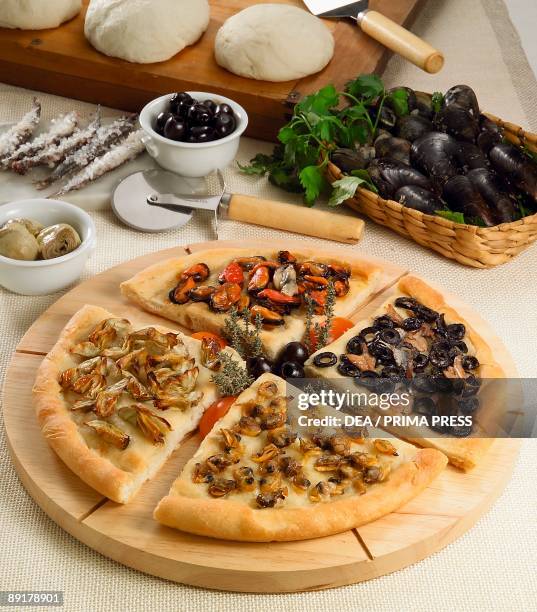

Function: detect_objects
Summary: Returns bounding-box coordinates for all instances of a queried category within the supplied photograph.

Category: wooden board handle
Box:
[227,195,364,244]
[359,10,444,74]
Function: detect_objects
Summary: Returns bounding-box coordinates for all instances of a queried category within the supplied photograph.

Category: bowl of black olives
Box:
[139,91,248,177]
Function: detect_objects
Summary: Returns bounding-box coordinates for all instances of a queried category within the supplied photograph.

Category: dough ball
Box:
[215,4,334,82]
[0,0,81,30]
[84,0,210,64]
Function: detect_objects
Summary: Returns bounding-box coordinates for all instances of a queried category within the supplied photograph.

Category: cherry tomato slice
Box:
[199,396,237,438]
[191,331,228,349]
[309,317,354,352]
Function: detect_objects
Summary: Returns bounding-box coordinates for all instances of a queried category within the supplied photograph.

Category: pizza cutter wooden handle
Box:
[359,10,444,74]
[227,194,364,244]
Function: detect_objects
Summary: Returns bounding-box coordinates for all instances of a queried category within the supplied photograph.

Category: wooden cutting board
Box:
[3,239,520,592]
[0,0,424,141]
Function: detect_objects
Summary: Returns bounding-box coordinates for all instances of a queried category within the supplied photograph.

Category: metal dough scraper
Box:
[112,169,364,244]
[302,0,444,73]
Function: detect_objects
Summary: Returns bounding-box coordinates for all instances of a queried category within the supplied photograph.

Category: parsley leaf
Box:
[345,74,384,100]
[431,92,444,113]
[299,165,326,206]
[328,175,370,207]
[297,85,339,115]
[387,87,410,116]
[436,210,465,224]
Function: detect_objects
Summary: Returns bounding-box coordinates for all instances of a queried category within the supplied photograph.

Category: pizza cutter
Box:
[112,169,364,243]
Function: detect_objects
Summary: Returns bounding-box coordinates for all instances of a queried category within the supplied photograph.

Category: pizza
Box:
[305,275,505,471]
[153,373,447,542]
[32,304,241,504]
[120,248,381,360]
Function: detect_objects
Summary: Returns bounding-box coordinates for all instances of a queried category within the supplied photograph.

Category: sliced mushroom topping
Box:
[346,348,376,372]
[444,354,469,379]
[86,420,130,450]
[403,330,429,353]
[208,478,236,498]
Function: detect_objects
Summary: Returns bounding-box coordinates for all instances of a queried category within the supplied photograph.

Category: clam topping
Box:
[37,223,81,260]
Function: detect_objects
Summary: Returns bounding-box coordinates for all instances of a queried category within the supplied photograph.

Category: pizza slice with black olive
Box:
[305,275,505,471]
[120,247,381,360]
[32,305,240,503]
[153,373,447,542]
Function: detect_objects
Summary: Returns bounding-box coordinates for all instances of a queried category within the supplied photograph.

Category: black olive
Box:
[413,353,429,372]
[431,374,454,393]
[278,342,309,365]
[216,103,234,117]
[381,365,405,379]
[358,326,378,342]
[458,396,479,414]
[188,125,215,143]
[346,336,364,355]
[462,355,480,371]
[453,341,469,354]
[192,106,212,126]
[170,92,193,113]
[368,340,394,364]
[402,317,423,331]
[373,315,395,329]
[280,361,304,379]
[156,111,173,133]
[313,352,337,368]
[337,357,361,377]
[460,375,481,397]
[446,323,466,342]
[213,112,237,138]
[413,396,437,415]
[203,99,218,115]
[429,349,452,370]
[378,328,401,346]
[414,305,439,323]
[247,356,273,379]
[355,370,381,390]
[395,297,419,310]
[412,375,436,393]
[449,423,474,437]
[163,116,186,141]
[431,339,451,353]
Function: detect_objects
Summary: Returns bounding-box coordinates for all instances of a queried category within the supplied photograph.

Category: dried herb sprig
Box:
[303,294,315,353]
[317,279,336,350]
[211,352,254,397]
[223,307,264,358]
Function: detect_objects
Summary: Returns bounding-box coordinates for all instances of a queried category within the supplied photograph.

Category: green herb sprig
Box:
[211,352,254,397]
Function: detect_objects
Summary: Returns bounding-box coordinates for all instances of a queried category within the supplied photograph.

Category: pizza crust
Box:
[32,305,230,503]
[154,373,447,542]
[305,275,505,471]
[121,247,382,360]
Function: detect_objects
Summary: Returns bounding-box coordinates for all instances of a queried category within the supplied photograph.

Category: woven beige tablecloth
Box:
[1,0,536,610]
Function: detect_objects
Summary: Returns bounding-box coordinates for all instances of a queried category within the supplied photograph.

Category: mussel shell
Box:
[410,132,460,187]
[395,185,445,215]
[395,115,433,142]
[331,147,375,173]
[456,142,488,171]
[433,104,479,143]
[467,168,519,223]
[443,85,480,118]
[489,143,537,200]
[442,175,496,226]
[414,92,434,119]
[387,86,418,114]
[374,134,411,165]
[368,158,431,200]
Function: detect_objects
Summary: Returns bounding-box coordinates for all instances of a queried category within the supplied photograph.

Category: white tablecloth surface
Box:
[0,0,536,610]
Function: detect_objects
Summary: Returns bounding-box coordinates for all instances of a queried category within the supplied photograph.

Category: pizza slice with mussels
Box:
[32,305,240,504]
[305,276,505,471]
[120,247,381,360]
[153,373,447,542]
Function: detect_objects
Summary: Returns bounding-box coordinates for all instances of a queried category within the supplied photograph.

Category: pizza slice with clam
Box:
[32,305,240,503]
[153,373,447,542]
[120,247,381,360]
[305,275,505,471]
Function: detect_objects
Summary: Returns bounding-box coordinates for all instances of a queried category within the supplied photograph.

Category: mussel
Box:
[414,91,434,119]
[489,143,537,200]
[467,168,519,223]
[477,115,503,153]
[395,115,433,142]
[368,158,431,200]
[374,133,411,165]
[442,175,496,226]
[209,282,242,312]
[250,305,284,326]
[331,147,375,173]
[457,142,488,171]
[410,132,461,188]
[443,85,480,118]
[395,185,445,214]
[434,105,479,143]
[387,86,418,114]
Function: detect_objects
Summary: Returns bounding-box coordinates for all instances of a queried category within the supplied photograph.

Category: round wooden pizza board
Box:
[3,239,521,593]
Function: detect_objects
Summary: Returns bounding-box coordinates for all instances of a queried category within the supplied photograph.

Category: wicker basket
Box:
[326,113,537,268]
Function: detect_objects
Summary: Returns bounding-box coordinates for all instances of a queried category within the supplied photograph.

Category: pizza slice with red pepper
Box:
[121,248,381,360]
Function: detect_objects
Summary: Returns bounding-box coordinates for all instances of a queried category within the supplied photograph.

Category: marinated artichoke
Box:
[0,222,40,260]
[3,217,44,237]
[37,223,81,260]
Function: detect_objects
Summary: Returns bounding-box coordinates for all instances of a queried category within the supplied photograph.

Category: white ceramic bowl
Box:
[139,92,248,177]
[0,199,96,295]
